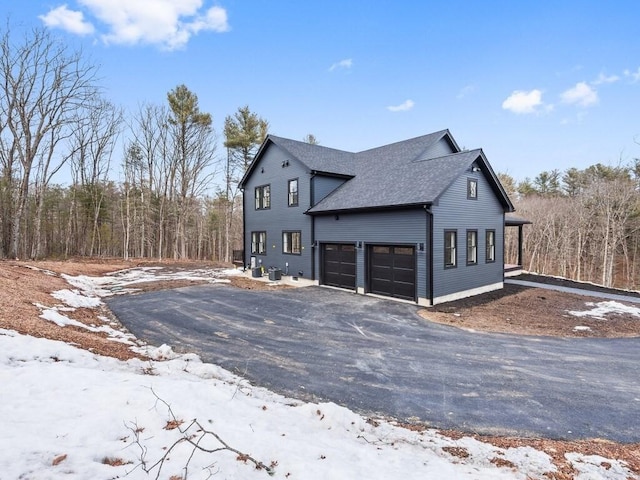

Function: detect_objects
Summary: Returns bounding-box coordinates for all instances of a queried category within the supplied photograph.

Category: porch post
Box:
[518,224,523,267]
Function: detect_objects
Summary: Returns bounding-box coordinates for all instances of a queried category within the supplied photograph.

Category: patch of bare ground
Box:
[0,260,143,360]
[420,284,640,338]
[436,429,640,479]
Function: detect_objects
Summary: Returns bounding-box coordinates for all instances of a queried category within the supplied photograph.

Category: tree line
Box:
[0,25,270,262]
[502,162,640,289]
[2,24,639,291]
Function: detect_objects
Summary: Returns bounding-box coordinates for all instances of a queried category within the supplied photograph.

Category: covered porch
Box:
[505,213,532,277]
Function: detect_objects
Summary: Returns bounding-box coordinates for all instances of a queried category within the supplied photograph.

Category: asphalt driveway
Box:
[107,285,640,443]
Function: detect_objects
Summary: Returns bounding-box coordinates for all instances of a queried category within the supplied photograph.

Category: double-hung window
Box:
[254,185,270,210]
[486,229,496,263]
[251,231,266,255]
[288,179,299,207]
[466,230,478,265]
[282,231,301,255]
[444,230,457,268]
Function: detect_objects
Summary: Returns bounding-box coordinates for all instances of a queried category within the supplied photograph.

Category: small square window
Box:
[467,178,478,200]
[444,230,457,268]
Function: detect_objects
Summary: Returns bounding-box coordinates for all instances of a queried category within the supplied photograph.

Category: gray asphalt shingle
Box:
[257,130,505,213]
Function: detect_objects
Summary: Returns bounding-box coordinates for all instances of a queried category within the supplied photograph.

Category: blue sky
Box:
[4,1,640,184]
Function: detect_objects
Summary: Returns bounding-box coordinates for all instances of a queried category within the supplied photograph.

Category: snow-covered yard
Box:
[0,265,637,479]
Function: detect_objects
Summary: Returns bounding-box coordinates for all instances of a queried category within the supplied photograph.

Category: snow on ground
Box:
[568,301,640,320]
[2,266,635,479]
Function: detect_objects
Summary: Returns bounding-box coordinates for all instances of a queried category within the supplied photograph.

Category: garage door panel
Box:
[322,243,356,290]
[393,268,415,284]
[368,245,416,301]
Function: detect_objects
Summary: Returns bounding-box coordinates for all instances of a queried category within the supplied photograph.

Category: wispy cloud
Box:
[39,5,95,35]
[456,85,476,99]
[501,89,545,114]
[624,67,640,83]
[39,0,229,50]
[561,82,598,107]
[329,58,353,72]
[592,72,619,85]
[387,99,415,112]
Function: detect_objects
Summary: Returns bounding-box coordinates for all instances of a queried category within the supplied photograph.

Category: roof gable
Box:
[240,130,513,213]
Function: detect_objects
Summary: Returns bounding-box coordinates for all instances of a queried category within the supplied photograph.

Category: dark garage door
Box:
[369,245,416,301]
[322,243,356,290]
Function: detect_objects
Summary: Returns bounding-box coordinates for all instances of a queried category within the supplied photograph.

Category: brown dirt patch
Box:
[0,259,287,361]
[420,284,640,338]
[0,261,141,360]
[437,429,640,479]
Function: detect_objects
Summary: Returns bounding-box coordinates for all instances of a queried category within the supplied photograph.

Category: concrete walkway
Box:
[505,279,640,304]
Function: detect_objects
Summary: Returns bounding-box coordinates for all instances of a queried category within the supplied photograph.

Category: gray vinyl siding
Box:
[243,144,313,277]
[432,169,504,299]
[314,209,429,299]
[312,175,348,205]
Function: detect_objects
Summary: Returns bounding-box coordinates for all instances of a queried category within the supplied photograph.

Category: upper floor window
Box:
[283,231,301,254]
[486,229,496,263]
[288,178,299,207]
[467,178,478,200]
[466,230,478,265]
[251,231,266,255]
[444,230,457,268]
[255,184,270,210]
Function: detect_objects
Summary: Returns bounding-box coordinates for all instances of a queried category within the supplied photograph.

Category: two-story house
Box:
[239,129,515,305]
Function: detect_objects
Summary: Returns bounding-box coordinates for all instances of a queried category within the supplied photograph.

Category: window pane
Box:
[263,185,270,208]
[445,231,456,267]
[292,232,301,253]
[467,231,477,264]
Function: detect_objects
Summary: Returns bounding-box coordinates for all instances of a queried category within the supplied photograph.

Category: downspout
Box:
[241,187,246,268]
[310,172,316,281]
[424,205,434,305]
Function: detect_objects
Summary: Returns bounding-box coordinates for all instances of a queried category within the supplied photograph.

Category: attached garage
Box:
[368,245,416,301]
[321,243,356,290]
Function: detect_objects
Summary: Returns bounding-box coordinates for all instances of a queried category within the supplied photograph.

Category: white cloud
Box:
[592,72,619,85]
[624,67,640,83]
[386,99,415,112]
[39,5,95,35]
[329,58,352,72]
[501,89,544,114]
[41,0,229,50]
[561,81,598,107]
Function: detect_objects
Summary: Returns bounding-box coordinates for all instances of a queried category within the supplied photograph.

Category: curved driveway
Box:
[107,285,640,443]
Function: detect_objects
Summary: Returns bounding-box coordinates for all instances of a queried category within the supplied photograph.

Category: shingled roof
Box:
[241,130,514,213]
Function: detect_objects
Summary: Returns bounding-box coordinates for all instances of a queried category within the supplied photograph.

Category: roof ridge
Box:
[411,148,482,163]
[355,129,450,156]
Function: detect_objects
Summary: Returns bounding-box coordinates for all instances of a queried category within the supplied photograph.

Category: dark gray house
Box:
[239,129,515,305]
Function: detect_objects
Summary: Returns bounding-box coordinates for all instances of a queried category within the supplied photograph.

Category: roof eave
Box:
[306,202,432,216]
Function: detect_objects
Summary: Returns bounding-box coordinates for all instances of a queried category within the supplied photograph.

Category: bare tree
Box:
[0,24,98,258]
[68,100,123,256]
